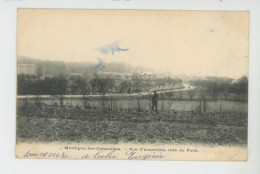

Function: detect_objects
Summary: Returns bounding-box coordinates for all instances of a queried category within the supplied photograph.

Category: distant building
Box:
[97,71,132,80]
[156,73,169,79]
[17,64,36,75]
[97,71,159,81]
[133,70,156,80]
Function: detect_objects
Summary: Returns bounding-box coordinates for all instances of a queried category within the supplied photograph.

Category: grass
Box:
[20,97,248,113]
[16,99,248,146]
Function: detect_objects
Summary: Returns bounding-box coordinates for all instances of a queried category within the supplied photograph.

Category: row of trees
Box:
[17,74,68,96]
[17,74,182,96]
[188,76,248,101]
[18,74,248,102]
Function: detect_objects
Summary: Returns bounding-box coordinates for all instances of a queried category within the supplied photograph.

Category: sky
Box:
[17,9,249,78]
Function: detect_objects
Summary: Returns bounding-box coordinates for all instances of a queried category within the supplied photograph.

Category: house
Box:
[17,64,36,75]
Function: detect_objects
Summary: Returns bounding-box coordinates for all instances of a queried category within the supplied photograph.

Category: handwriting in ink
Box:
[94,150,117,159]
[125,151,166,160]
[24,150,71,158]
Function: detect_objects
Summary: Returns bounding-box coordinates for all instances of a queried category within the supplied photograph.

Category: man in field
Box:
[152,91,158,112]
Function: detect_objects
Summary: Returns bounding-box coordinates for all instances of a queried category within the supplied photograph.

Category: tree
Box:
[36,64,43,77]
[133,77,143,93]
[78,77,90,109]
[143,81,152,92]
[78,77,90,96]
[95,77,115,95]
[53,74,68,107]
[220,80,231,100]
[166,77,172,87]
[17,74,29,95]
[206,81,219,101]
[90,75,99,94]
[69,76,81,95]
[106,78,116,93]
[96,77,115,109]
[187,90,195,100]
[119,80,131,93]
[230,76,248,100]
[17,74,37,95]
[155,79,166,90]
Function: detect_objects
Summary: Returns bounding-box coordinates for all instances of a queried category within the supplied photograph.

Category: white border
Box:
[0,0,260,174]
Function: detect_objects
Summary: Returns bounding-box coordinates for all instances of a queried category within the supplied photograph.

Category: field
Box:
[19,93,248,113]
[16,96,248,146]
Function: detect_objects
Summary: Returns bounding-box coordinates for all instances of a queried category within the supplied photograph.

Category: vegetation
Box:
[16,57,248,145]
[16,98,247,145]
[189,76,248,101]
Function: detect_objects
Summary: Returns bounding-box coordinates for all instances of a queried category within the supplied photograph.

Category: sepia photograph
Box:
[15,9,248,160]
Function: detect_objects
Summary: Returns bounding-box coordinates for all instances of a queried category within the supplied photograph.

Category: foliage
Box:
[189,76,248,101]
[17,74,68,95]
[119,80,132,93]
[90,76,116,95]
[230,76,248,97]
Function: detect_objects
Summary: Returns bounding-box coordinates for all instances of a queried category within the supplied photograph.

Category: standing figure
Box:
[127,86,131,94]
[152,91,158,112]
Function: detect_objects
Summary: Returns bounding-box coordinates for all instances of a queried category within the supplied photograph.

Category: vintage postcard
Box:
[16,9,248,161]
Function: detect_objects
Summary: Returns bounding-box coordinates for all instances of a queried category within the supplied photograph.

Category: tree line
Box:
[17,73,182,96]
[188,76,248,101]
